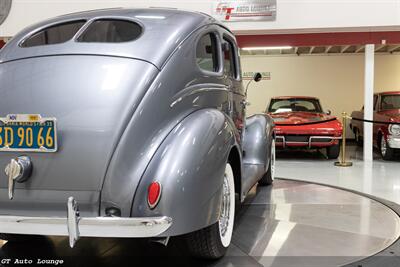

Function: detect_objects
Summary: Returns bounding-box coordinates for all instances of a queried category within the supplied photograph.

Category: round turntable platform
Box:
[1,179,399,267]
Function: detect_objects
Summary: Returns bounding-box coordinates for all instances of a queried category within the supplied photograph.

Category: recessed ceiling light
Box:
[242,46,293,51]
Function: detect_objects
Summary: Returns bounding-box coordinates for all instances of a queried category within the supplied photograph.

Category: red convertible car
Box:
[266,96,342,159]
[351,91,400,160]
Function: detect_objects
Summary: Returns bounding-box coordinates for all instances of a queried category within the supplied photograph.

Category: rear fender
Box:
[131,109,238,236]
[243,114,274,166]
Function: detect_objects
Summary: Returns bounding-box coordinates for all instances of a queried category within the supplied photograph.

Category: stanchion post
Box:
[334,112,353,167]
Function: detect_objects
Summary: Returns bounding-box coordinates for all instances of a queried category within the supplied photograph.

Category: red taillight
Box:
[147,181,161,209]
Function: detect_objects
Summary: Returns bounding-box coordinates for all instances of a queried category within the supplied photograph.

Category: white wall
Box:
[242,54,400,136]
[1,0,400,36]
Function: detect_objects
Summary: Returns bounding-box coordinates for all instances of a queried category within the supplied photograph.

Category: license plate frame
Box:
[0,114,58,153]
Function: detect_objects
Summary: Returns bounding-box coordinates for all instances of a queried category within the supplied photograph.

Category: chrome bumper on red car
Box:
[0,197,172,248]
[276,135,342,148]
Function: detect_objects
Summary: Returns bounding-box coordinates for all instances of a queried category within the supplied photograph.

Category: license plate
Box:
[0,114,57,152]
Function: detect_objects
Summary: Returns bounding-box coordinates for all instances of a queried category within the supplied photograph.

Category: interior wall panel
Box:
[242,54,400,137]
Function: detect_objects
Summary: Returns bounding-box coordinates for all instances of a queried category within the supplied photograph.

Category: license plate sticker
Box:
[0,114,57,152]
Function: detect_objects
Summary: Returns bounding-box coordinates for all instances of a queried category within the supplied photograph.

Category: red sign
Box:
[213,0,276,22]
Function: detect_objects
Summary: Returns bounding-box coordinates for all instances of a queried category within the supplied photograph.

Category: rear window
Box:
[77,19,142,43]
[21,20,86,47]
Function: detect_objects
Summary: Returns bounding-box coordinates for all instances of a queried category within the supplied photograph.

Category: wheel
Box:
[184,163,235,259]
[354,128,363,146]
[380,136,394,160]
[326,144,340,159]
[259,139,275,186]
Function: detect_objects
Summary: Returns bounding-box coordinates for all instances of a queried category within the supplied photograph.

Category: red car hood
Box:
[269,111,335,125]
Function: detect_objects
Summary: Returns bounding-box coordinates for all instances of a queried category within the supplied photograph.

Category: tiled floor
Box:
[275,144,400,204]
[1,180,399,267]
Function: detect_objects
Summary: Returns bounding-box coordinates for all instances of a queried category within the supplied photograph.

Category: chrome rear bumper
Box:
[0,197,172,248]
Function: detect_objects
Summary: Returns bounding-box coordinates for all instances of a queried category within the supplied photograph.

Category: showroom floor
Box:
[1,179,399,267]
[276,144,400,204]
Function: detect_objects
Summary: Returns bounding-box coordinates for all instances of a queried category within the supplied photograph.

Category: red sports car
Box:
[351,91,400,160]
[266,96,342,159]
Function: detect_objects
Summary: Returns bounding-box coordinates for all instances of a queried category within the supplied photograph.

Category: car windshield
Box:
[268,98,323,113]
[381,95,400,110]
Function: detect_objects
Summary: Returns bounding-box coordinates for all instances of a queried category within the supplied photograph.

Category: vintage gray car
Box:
[0,8,274,259]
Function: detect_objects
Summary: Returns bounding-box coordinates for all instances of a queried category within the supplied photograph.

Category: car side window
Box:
[196,33,219,72]
[222,38,238,79]
[21,20,86,47]
[77,19,142,43]
[374,95,378,111]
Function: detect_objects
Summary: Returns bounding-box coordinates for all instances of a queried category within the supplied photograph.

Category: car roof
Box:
[0,8,222,69]
[376,91,400,95]
[271,96,320,100]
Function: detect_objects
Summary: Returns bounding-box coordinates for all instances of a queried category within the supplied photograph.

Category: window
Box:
[268,99,323,113]
[223,39,236,77]
[381,95,400,110]
[77,19,142,43]
[222,38,239,79]
[21,20,86,47]
[196,33,219,72]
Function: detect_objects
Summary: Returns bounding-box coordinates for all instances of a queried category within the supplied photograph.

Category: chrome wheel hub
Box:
[219,174,230,237]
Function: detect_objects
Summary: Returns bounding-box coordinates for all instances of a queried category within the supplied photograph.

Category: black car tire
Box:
[259,140,275,186]
[354,128,363,147]
[259,158,274,186]
[380,136,394,160]
[327,144,340,159]
[184,222,227,259]
[184,163,235,259]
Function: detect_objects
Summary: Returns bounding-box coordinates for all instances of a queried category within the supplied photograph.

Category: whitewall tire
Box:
[184,162,235,259]
[219,163,235,247]
[380,136,394,160]
[259,139,275,186]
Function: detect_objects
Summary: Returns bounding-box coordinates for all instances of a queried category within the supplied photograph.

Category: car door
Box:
[221,34,245,145]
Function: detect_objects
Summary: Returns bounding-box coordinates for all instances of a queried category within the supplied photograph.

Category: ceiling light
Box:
[242,46,293,51]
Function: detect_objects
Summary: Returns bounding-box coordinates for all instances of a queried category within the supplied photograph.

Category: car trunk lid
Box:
[0,55,158,216]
